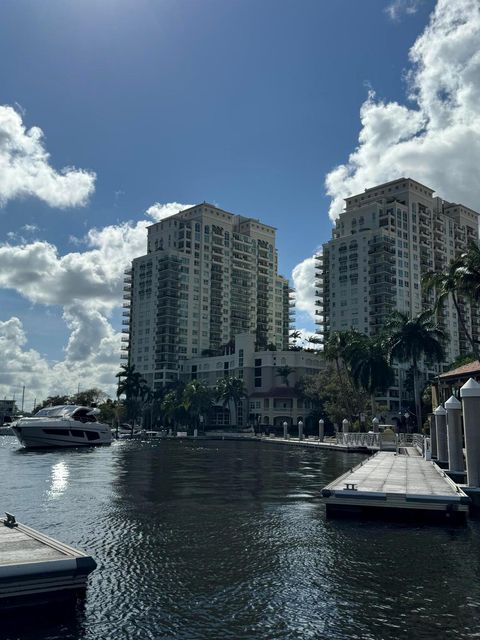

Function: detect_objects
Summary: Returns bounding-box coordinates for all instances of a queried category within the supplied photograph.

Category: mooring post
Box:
[283,421,288,440]
[434,405,448,465]
[428,413,437,459]
[445,395,464,473]
[298,420,304,441]
[460,378,480,487]
[318,419,324,442]
[342,419,349,434]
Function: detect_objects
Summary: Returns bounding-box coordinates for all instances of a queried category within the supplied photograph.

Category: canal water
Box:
[2,437,480,640]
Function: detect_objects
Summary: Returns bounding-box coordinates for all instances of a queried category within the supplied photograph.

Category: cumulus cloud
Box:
[145,201,193,221]
[385,0,424,20]
[0,201,191,404]
[325,0,480,220]
[0,317,121,408]
[0,105,95,208]
[292,255,317,322]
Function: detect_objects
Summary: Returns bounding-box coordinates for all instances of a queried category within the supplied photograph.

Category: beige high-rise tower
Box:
[122,203,291,389]
[316,178,479,414]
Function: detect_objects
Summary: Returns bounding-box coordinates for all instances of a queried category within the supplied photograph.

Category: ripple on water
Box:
[2,439,480,640]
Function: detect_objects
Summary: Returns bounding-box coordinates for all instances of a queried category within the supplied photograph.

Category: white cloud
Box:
[325,0,480,220]
[0,317,120,409]
[0,105,95,208]
[145,202,193,221]
[292,255,317,323]
[21,224,39,233]
[385,0,423,21]
[0,202,191,405]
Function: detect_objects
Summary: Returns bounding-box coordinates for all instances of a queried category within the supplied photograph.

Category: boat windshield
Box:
[34,405,75,418]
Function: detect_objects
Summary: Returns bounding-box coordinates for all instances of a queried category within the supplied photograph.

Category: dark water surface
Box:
[2,438,480,640]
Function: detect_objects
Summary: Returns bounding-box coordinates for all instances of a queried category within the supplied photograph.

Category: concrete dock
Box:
[0,514,96,610]
[321,451,470,520]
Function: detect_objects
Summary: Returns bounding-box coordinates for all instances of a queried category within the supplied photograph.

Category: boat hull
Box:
[12,421,112,448]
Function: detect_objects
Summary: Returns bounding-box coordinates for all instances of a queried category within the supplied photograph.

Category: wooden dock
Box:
[321,451,470,520]
[0,514,96,610]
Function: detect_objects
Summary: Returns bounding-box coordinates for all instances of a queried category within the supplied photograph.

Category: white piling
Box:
[372,417,379,433]
[460,378,480,488]
[318,419,324,442]
[434,405,448,465]
[445,395,464,473]
[283,421,288,440]
[298,420,304,441]
[429,413,437,459]
[342,419,349,434]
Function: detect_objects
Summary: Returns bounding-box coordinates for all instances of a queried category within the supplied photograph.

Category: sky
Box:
[1,0,479,410]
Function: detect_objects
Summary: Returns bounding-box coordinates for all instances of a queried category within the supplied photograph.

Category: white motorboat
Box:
[12,405,113,448]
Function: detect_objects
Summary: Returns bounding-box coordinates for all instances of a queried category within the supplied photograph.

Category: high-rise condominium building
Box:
[316,178,479,413]
[122,203,292,389]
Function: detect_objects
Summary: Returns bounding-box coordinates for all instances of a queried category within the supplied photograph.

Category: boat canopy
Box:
[34,406,100,419]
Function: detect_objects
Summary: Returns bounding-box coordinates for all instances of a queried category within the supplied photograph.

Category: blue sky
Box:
[2,0,479,406]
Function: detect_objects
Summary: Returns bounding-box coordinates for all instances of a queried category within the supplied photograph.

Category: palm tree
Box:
[385,310,445,432]
[161,391,179,430]
[348,335,395,415]
[216,376,247,428]
[276,365,294,386]
[116,364,147,431]
[324,329,361,420]
[182,380,214,431]
[306,335,322,350]
[423,262,477,356]
[456,242,480,301]
[289,330,302,348]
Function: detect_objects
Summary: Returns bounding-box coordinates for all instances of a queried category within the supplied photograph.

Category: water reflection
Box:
[47,460,69,498]
[2,438,480,639]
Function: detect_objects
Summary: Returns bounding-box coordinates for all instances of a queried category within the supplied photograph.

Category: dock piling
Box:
[460,378,480,487]
[434,405,448,465]
[318,419,324,442]
[445,395,464,473]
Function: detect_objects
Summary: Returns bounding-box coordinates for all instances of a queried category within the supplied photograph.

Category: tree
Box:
[423,262,478,356]
[182,380,214,431]
[216,376,247,427]
[115,364,147,429]
[324,329,361,418]
[72,387,108,407]
[276,365,294,386]
[348,335,395,414]
[306,334,322,349]
[455,242,480,302]
[297,366,370,430]
[385,310,445,432]
[289,330,302,348]
[37,395,71,410]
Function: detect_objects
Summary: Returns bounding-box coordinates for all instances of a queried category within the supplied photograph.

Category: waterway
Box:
[2,437,480,639]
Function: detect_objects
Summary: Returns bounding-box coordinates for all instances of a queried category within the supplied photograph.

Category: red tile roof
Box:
[439,360,480,380]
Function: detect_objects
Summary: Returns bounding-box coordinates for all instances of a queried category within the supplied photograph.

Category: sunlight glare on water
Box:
[2,438,480,640]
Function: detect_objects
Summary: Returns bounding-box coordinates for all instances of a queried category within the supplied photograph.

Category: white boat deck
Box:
[322,451,469,517]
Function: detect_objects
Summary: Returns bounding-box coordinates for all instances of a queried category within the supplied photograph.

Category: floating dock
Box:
[0,514,96,611]
[321,451,470,521]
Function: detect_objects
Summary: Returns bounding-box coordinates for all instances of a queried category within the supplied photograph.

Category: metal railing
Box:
[335,432,381,449]
[395,433,426,456]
